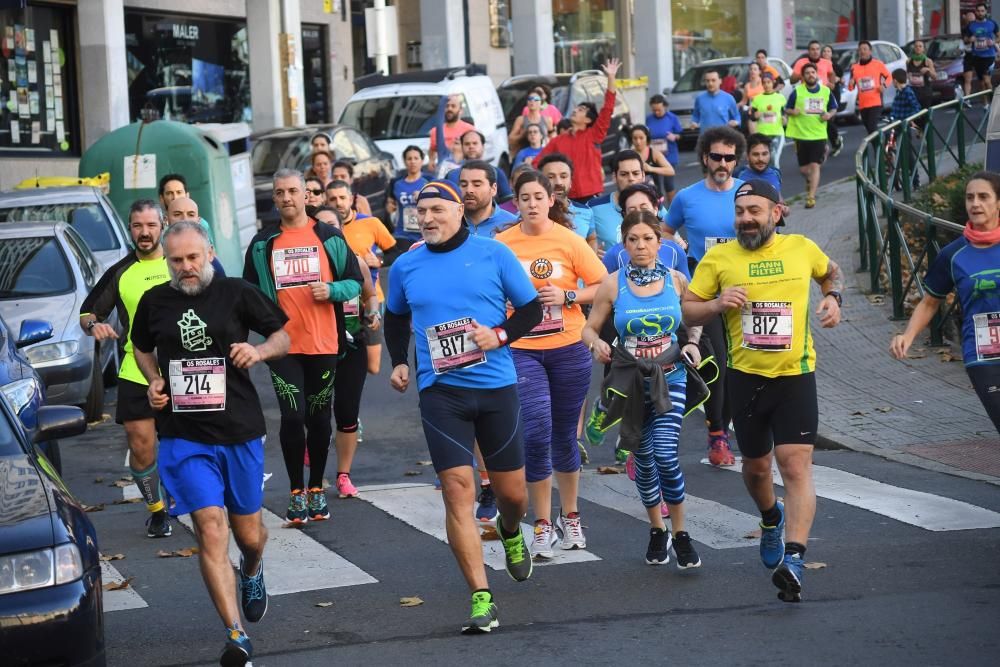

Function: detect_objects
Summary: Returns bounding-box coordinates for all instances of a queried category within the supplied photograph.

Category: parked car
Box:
[823,40,906,119]
[0,314,61,472]
[903,34,966,103]
[497,70,633,172]
[340,64,510,174]
[0,186,131,271]
[663,56,792,149]
[251,124,396,228]
[0,399,104,667]
[0,222,115,422]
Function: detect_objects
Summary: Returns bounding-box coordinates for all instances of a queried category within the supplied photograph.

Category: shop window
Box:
[0,3,79,156]
[490,0,511,48]
[794,0,858,49]
[124,11,251,124]
[553,0,617,73]
[671,0,745,80]
[918,1,946,36]
[302,24,329,124]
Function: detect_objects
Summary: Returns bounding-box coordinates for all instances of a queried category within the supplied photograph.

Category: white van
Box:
[339,64,510,175]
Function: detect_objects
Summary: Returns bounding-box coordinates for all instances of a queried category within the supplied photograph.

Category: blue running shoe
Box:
[238,558,268,622]
[220,627,252,666]
[759,501,785,569]
[475,484,499,523]
[772,552,805,602]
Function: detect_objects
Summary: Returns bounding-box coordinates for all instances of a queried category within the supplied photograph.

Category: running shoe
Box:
[805,196,816,209]
[219,627,252,667]
[660,500,670,519]
[614,438,631,464]
[625,452,636,480]
[645,527,672,565]
[531,519,555,560]
[285,489,309,524]
[307,487,330,520]
[500,524,533,582]
[584,402,609,445]
[461,590,499,634]
[831,139,844,157]
[146,509,172,538]
[336,473,359,499]
[555,512,586,550]
[759,500,785,569]
[475,484,499,523]
[672,531,702,569]
[707,432,736,466]
[577,438,590,464]
[772,552,805,602]
[238,557,268,622]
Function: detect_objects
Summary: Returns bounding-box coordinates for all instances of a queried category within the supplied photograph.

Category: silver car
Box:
[0,222,115,421]
[0,186,131,271]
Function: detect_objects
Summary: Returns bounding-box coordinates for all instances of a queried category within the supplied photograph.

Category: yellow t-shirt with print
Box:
[689,234,830,378]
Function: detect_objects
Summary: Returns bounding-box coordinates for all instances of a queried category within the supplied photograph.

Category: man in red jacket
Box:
[534,58,621,203]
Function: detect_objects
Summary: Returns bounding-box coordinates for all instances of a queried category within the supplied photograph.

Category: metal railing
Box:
[854,89,991,345]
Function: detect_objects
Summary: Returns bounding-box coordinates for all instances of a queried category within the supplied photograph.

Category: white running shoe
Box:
[555,513,586,550]
[531,520,555,559]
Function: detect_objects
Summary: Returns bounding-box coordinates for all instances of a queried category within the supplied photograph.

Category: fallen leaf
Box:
[850,410,866,416]
[83,503,105,513]
[113,498,143,505]
[480,526,500,541]
[938,352,960,362]
[93,477,104,484]
[744,529,762,539]
[865,294,885,305]
[596,466,623,475]
[315,601,334,608]
[99,553,125,562]
[804,562,827,570]
[415,460,433,466]
[111,479,133,488]
[875,406,892,413]
[403,470,422,476]
[399,596,424,607]
[157,547,199,558]
[103,577,133,591]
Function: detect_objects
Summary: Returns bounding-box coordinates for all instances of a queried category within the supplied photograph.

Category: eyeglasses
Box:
[708,152,738,163]
[527,96,541,102]
[308,188,324,196]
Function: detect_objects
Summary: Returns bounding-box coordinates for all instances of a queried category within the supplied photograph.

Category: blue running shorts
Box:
[158,437,265,516]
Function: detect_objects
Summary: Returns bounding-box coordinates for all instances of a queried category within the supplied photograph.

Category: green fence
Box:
[854,89,992,345]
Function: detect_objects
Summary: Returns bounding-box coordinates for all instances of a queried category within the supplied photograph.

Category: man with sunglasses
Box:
[785,62,838,209]
[664,126,746,468]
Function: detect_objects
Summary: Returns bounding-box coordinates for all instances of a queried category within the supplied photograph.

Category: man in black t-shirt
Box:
[132,221,289,667]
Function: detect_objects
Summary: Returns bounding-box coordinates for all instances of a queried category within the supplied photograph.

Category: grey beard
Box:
[737,225,775,251]
[170,261,215,296]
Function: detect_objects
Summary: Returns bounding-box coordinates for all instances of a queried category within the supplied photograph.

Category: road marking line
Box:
[576,471,758,549]
[701,459,1000,531]
[101,561,149,612]
[357,483,601,569]
[177,508,378,594]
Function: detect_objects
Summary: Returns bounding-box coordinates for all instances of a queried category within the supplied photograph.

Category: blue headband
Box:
[417,181,462,203]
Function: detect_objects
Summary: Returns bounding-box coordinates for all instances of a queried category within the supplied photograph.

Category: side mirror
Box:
[662,86,672,95]
[17,320,53,349]
[32,406,87,443]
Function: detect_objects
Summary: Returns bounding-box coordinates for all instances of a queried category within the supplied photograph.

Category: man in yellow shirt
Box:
[682,179,843,603]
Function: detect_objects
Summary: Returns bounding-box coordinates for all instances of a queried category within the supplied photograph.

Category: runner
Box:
[164,196,226,276]
[785,62,837,209]
[332,160,373,216]
[847,41,891,135]
[445,130,514,204]
[387,145,431,249]
[791,40,835,86]
[537,153,597,249]
[582,209,703,568]
[645,94,683,203]
[735,134,783,194]
[80,200,172,538]
[384,180,542,633]
[158,173,188,212]
[132,220,290,665]
[496,171,607,557]
[690,69,740,132]
[664,125,746,466]
[601,183,689,277]
[821,44,846,156]
[891,171,1000,433]
[964,3,999,97]
[243,169,365,523]
[310,131,332,155]
[629,124,675,202]
[905,40,937,110]
[749,71,787,166]
[683,179,844,602]
[427,94,476,173]
[304,176,327,212]
[458,160,518,237]
[590,149,649,254]
[307,150,334,186]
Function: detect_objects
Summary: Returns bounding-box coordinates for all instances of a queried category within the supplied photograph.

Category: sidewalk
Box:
[787,177,1000,485]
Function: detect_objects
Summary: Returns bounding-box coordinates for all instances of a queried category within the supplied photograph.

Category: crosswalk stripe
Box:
[357,483,601,569]
[576,470,759,549]
[177,508,378,594]
[702,459,1000,531]
[101,561,149,612]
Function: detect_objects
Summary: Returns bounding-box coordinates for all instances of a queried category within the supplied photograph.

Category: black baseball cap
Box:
[735,179,785,226]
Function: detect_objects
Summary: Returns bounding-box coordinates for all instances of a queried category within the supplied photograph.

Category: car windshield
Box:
[251,137,306,177]
[339,95,444,141]
[0,202,119,251]
[672,64,749,93]
[927,38,964,60]
[0,236,74,299]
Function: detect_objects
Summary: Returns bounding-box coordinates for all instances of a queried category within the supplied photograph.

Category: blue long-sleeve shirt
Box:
[890,85,922,121]
[692,91,739,130]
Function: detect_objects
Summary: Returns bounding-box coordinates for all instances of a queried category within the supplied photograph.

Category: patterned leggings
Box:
[632,382,687,508]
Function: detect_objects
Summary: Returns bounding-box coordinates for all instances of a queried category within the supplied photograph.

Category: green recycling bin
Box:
[78,119,243,274]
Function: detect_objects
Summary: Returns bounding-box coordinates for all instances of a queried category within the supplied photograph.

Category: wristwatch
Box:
[564,290,577,307]
[493,327,509,346]
[824,291,843,307]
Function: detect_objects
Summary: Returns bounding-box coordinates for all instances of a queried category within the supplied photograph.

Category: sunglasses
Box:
[308,188,324,196]
[527,96,541,102]
[708,152,738,163]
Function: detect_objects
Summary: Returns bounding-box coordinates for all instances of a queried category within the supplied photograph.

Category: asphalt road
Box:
[62,353,1000,667]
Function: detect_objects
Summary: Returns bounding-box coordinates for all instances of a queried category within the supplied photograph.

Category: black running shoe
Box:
[219,628,252,666]
[672,531,702,569]
[645,527,672,565]
[238,557,268,623]
[146,510,172,538]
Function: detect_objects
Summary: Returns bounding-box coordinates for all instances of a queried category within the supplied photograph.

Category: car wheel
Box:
[83,356,104,423]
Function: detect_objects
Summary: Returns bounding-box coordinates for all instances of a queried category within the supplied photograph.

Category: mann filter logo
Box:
[178,309,212,351]
[748,260,785,277]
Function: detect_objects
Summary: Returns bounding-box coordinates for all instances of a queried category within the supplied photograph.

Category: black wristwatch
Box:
[824,291,843,307]
[564,290,577,307]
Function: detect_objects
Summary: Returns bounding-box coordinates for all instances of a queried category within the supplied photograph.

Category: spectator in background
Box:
[310,131,332,155]
[332,160,372,216]
[308,150,333,186]
[905,40,937,110]
[690,69,740,132]
[428,94,475,172]
[848,40,892,135]
[629,124,675,203]
[509,93,556,153]
[514,123,547,168]
[525,84,563,125]
[646,94,682,175]
[556,118,572,136]
[889,68,924,190]
[445,130,514,203]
